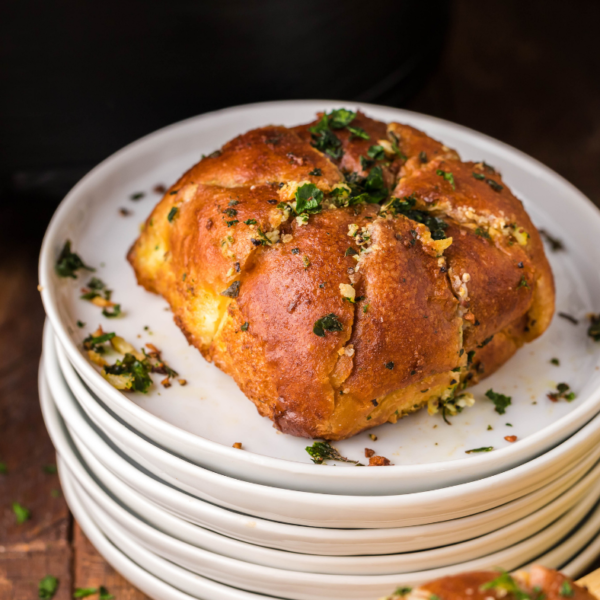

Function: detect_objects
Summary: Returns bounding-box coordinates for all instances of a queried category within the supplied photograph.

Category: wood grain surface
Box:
[1,1,599,598]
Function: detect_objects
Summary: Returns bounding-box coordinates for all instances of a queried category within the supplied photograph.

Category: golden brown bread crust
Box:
[127,110,555,440]
[387,566,595,600]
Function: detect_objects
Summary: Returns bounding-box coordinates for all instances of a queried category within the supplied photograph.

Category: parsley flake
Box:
[38,575,59,599]
[548,382,576,402]
[240,322,249,332]
[367,145,386,160]
[100,587,115,600]
[313,313,343,337]
[588,314,600,341]
[308,168,322,176]
[466,446,494,453]
[103,354,153,393]
[485,389,512,414]
[55,241,95,278]
[384,195,447,240]
[13,501,30,524]
[436,169,456,189]
[167,206,178,222]
[306,440,362,465]
[559,581,574,598]
[347,126,369,140]
[74,588,98,598]
[480,571,530,600]
[327,108,356,129]
[385,361,394,370]
[295,183,324,216]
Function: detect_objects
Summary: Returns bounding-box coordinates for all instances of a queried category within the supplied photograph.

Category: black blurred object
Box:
[0,0,450,206]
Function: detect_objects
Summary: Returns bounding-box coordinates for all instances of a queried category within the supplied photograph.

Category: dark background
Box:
[1,1,600,597]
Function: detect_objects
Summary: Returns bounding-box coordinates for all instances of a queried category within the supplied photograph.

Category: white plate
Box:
[561,528,600,579]
[64,459,600,600]
[39,100,600,496]
[44,320,600,528]
[53,456,272,600]
[43,340,600,561]
[60,441,600,576]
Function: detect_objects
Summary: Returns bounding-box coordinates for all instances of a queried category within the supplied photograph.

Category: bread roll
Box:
[128,109,554,440]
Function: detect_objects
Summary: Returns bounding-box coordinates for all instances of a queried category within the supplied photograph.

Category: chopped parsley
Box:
[308,168,322,176]
[240,322,249,332]
[475,227,491,239]
[306,441,362,465]
[385,361,394,370]
[473,172,485,180]
[130,192,145,200]
[13,501,30,524]
[345,247,358,256]
[480,570,530,600]
[223,207,237,217]
[55,241,95,278]
[327,108,356,129]
[550,357,560,366]
[347,126,369,140]
[295,183,324,216]
[220,280,241,298]
[367,145,386,160]
[42,464,57,474]
[485,389,512,414]
[38,575,59,599]
[291,248,300,255]
[225,220,238,227]
[360,155,374,170]
[83,331,116,353]
[74,588,98,598]
[99,586,114,600]
[243,219,257,225]
[384,194,448,240]
[104,353,153,393]
[517,275,530,289]
[167,206,178,222]
[419,151,428,163]
[466,446,494,454]
[559,581,574,598]
[309,114,344,159]
[313,313,343,337]
[393,588,412,597]
[548,382,576,402]
[436,169,455,189]
[80,277,111,302]
[77,320,85,328]
[102,304,122,318]
[588,314,600,341]
[388,132,407,159]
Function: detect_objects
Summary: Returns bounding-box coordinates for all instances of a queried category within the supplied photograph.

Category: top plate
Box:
[39,100,600,495]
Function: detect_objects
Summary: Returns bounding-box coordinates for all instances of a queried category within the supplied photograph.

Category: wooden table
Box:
[1,1,599,597]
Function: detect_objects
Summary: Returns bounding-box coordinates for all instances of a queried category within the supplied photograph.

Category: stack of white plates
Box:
[38,101,600,600]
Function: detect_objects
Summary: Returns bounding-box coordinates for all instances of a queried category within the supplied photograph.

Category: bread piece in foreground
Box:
[383,566,596,600]
[128,109,554,440]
